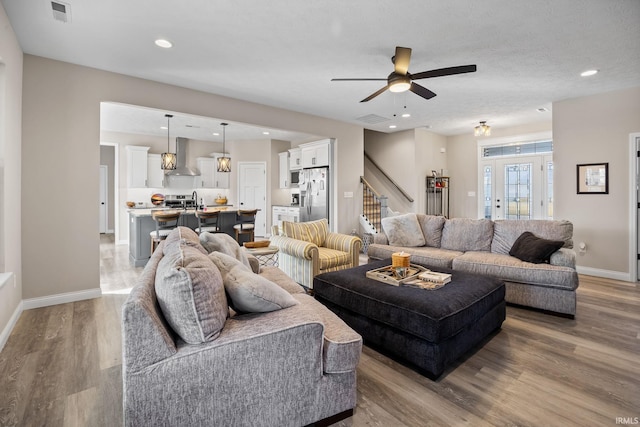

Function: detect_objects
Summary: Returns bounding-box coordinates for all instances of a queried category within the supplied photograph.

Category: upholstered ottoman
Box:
[313,259,505,379]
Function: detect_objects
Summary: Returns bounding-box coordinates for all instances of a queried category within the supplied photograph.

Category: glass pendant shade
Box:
[162,114,177,170]
[217,156,231,172]
[217,122,231,172]
[474,121,491,137]
[161,152,176,170]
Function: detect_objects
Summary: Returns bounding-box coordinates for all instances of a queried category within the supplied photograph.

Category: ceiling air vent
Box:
[51,1,71,23]
[356,114,390,124]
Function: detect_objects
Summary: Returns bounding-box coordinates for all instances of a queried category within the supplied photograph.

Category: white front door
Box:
[480,155,552,220]
[237,162,266,237]
[99,165,108,233]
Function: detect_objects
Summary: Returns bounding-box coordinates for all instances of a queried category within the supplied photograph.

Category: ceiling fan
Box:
[332,46,477,102]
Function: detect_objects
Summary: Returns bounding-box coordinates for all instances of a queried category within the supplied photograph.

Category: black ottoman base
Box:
[318,297,505,379]
[313,260,506,380]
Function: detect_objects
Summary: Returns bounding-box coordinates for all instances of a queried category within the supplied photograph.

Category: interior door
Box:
[99,165,108,233]
[238,162,266,237]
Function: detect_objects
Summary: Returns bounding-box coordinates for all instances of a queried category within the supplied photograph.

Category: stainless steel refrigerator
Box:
[299,167,329,222]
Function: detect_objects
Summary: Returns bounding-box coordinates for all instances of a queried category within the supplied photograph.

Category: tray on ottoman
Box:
[313,259,505,379]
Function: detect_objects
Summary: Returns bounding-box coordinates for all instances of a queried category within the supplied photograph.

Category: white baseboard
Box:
[576,266,632,282]
[22,288,102,310]
[0,300,23,352]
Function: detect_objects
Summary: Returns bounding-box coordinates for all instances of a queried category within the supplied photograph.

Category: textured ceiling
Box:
[4,0,640,138]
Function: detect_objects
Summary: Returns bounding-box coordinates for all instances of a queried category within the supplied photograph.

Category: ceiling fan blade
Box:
[331,78,387,81]
[360,85,389,102]
[409,82,437,100]
[393,46,412,75]
[411,64,477,80]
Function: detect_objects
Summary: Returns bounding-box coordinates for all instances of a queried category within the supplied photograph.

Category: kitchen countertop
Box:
[272,204,301,208]
[128,205,234,217]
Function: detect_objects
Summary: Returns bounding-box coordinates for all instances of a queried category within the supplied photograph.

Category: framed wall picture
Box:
[577,163,608,194]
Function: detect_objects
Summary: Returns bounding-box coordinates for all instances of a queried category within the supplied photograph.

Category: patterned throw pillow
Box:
[381,213,426,247]
[282,218,328,247]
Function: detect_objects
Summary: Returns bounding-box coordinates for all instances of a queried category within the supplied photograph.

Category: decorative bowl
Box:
[215,197,228,205]
[151,193,165,206]
[244,240,270,248]
[126,201,136,208]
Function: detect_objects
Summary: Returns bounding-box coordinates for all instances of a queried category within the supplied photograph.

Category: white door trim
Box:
[629,132,640,282]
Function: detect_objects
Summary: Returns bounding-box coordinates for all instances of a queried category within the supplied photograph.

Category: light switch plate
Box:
[344,191,353,198]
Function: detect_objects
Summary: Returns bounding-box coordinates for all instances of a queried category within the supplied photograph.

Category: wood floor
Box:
[0,235,638,426]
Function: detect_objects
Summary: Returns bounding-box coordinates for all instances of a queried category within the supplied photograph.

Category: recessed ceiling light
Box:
[212,132,220,136]
[155,39,173,48]
[262,131,270,135]
[389,125,397,129]
[160,126,168,130]
[537,107,549,113]
[580,69,598,77]
[401,113,411,118]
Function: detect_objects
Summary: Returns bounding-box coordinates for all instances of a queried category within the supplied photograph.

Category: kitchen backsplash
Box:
[126,188,230,208]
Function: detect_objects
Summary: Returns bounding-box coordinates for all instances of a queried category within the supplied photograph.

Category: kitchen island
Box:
[128,206,239,267]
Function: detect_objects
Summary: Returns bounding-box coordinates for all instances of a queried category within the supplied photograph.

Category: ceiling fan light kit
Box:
[331,46,477,103]
[474,121,491,137]
[161,114,177,170]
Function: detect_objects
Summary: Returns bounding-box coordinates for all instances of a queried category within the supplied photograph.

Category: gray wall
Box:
[0,4,23,345]
[22,54,363,301]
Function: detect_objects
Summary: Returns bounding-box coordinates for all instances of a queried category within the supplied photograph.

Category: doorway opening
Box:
[477,133,553,220]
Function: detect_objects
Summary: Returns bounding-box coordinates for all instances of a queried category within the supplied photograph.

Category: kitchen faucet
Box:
[192,190,198,210]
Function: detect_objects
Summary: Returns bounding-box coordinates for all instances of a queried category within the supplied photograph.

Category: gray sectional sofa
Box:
[367,214,579,317]
[122,227,362,427]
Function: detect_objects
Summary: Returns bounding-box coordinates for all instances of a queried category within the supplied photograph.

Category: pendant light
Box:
[217,122,231,172]
[474,121,491,137]
[161,114,177,170]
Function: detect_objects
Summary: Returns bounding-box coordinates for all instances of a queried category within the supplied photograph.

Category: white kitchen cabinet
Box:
[126,146,150,188]
[197,157,216,188]
[288,148,302,170]
[278,152,290,188]
[272,205,300,228]
[198,154,230,189]
[301,140,330,168]
[147,154,165,188]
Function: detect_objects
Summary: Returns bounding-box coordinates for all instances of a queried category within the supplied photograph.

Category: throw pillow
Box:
[282,218,328,247]
[381,213,426,247]
[163,226,208,256]
[208,252,299,314]
[509,231,565,264]
[155,244,228,344]
[199,231,252,270]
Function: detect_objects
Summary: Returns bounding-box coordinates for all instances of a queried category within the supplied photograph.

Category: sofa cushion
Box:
[318,247,350,270]
[491,219,574,255]
[282,218,328,247]
[381,213,426,247]
[163,226,208,256]
[155,244,228,344]
[509,231,565,264]
[440,218,493,252]
[208,252,299,313]
[366,243,462,270]
[257,266,306,294]
[452,251,579,290]
[416,214,446,247]
[199,231,252,270]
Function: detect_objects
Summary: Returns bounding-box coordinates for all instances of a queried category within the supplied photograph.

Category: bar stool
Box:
[233,209,258,243]
[195,210,221,234]
[150,210,181,255]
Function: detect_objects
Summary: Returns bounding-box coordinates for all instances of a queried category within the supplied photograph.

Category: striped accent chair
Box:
[271,218,362,289]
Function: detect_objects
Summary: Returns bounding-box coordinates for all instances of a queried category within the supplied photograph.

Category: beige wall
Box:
[0,4,23,343]
[554,87,640,276]
[447,121,552,219]
[22,54,363,300]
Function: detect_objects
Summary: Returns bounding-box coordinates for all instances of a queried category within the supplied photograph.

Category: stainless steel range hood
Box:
[166,137,200,176]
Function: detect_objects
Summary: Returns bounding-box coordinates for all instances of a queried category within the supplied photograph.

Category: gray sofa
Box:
[122,227,362,427]
[367,214,579,317]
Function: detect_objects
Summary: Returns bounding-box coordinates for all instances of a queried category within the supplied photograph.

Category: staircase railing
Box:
[360,176,387,234]
[364,151,414,203]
